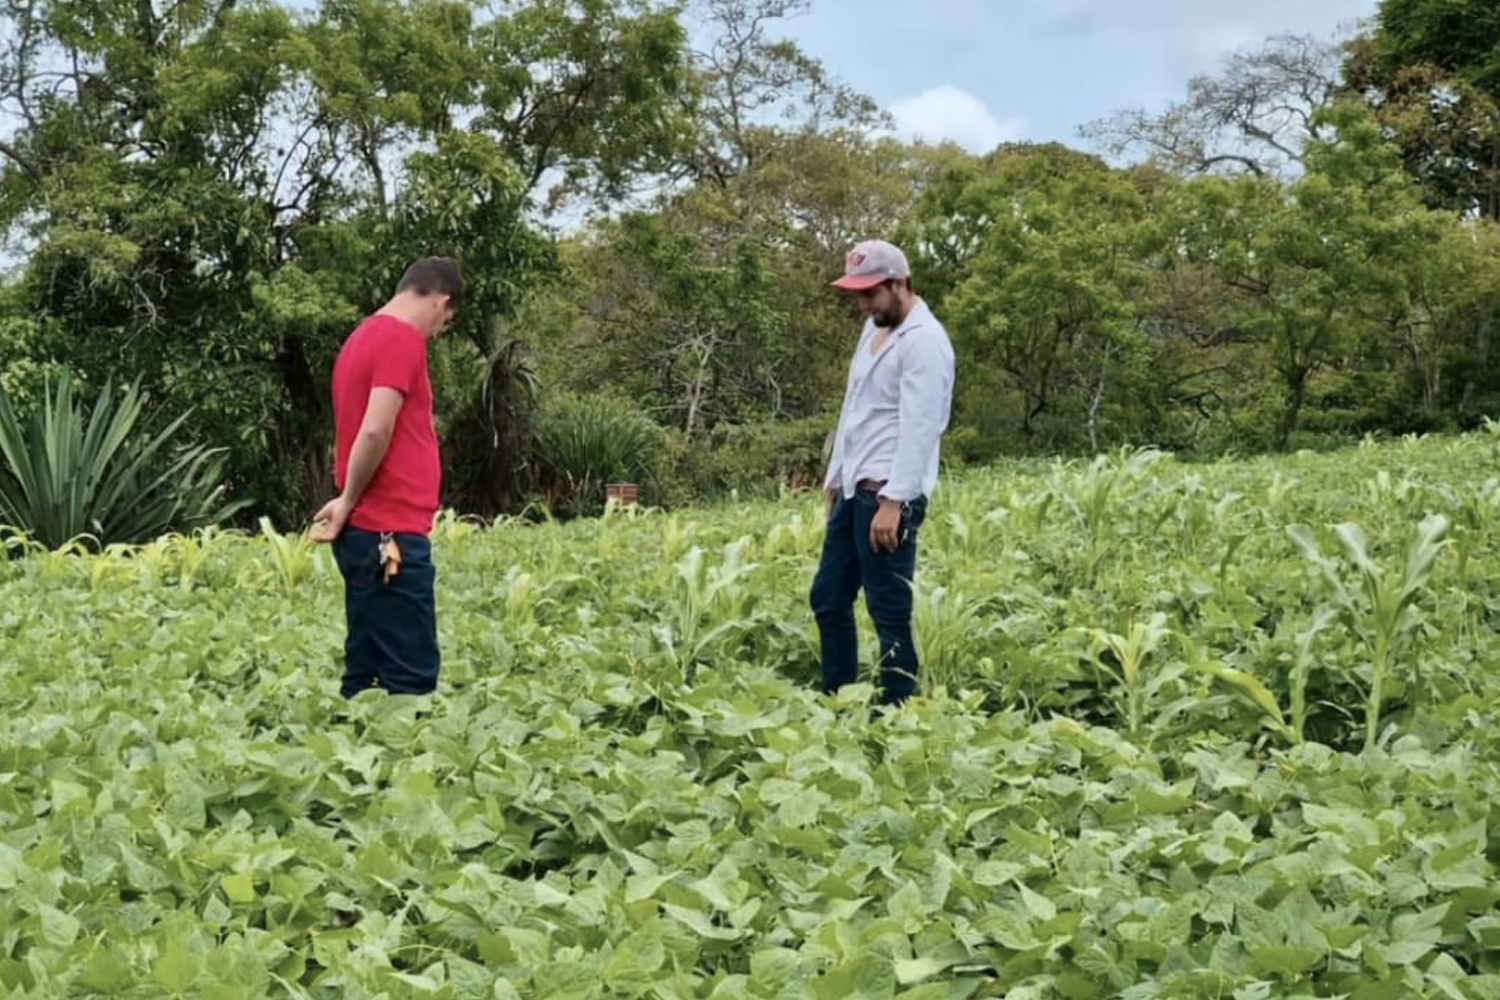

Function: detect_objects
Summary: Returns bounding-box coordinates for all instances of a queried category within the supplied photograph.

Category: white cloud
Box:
[889,85,1026,153]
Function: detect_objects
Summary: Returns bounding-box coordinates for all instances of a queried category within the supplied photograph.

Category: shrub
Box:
[657,416,831,506]
[0,374,246,550]
[532,392,665,515]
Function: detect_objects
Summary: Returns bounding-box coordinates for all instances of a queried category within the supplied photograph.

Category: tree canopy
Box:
[1,0,1497,528]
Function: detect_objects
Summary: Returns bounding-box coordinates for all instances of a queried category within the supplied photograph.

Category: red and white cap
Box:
[830,239,911,290]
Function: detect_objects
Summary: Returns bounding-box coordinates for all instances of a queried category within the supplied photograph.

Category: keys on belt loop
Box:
[379,532,402,583]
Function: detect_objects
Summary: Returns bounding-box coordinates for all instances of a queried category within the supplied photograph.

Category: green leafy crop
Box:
[4,432,1500,998]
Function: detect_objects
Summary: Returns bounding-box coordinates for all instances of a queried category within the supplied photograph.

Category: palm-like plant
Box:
[0,374,246,550]
[534,392,664,515]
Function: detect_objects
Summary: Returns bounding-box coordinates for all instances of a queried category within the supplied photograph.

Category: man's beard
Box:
[872,306,901,329]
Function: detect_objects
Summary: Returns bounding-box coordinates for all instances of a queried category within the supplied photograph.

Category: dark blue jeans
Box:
[810,488,928,705]
[332,528,439,698]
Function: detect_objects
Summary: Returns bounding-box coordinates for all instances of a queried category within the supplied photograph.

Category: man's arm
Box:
[869,334,953,552]
[311,387,405,542]
[880,334,954,503]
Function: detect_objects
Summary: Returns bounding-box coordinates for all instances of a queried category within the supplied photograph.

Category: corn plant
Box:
[1056,446,1167,586]
[2,434,1500,999]
[1288,514,1449,752]
[1085,612,1183,743]
[912,584,1010,697]
[664,537,762,667]
[259,517,321,598]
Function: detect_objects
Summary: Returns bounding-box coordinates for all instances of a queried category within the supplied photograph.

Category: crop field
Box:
[6,435,1500,999]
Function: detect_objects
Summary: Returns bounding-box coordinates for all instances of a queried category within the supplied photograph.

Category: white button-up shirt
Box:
[823,298,955,502]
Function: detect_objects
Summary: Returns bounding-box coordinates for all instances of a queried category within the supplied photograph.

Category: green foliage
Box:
[657,415,831,505]
[532,392,666,515]
[0,374,246,550]
[1157,106,1452,450]
[913,144,1160,453]
[437,338,544,516]
[5,437,1500,996]
[1371,0,1500,86]
[0,0,690,525]
[563,210,794,436]
[1347,0,1500,218]
[0,313,69,415]
[1289,512,1450,752]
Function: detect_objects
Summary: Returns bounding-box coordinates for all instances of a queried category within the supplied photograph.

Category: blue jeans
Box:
[332,528,439,698]
[810,488,928,705]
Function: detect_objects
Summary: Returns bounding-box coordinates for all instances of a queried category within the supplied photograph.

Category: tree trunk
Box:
[1274,369,1309,451]
[683,336,715,439]
[1461,315,1493,412]
[1086,370,1106,453]
[273,330,330,522]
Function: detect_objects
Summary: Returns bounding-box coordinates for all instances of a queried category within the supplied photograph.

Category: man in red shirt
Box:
[311,257,463,698]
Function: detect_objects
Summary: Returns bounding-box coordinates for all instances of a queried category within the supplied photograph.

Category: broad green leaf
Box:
[1247,944,1322,976]
[220,872,257,904]
[78,945,132,993]
[1195,660,1287,731]
[153,938,200,994]
[38,905,80,948]
[661,903,747,941]
[202,982,250,1000]
[0,844,24,890]
[894,956,953,984]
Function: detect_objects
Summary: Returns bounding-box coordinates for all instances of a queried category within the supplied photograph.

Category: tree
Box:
[909,144,1160,454]
[1082,33,1345,179]
[1344,0,1500,219]
[1384,211,1500,422]
[1162,103,1450,448]
[0,0,694,523]
[542,0,927,452]
[677,0,887,187]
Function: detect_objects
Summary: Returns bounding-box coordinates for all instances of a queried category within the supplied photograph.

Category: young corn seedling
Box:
[1287,514,1448,753]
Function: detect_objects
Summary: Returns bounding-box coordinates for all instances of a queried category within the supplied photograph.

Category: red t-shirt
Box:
[330,314,440,535]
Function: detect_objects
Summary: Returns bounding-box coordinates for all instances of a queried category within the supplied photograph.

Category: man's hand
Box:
[869,498,903,553]
[825,488,838,518]
[310,496,353,543]
[313,387,400,544]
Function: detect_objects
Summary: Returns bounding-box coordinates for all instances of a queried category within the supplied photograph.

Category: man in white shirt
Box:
[811,239,956,707]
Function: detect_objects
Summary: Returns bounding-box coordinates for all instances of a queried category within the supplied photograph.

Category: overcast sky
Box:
[776,0,1379,153]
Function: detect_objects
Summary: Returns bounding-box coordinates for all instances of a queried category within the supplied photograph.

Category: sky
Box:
[773,0,1380,153]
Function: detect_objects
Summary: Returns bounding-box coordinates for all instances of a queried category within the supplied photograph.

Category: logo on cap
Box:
[831,240,911,290]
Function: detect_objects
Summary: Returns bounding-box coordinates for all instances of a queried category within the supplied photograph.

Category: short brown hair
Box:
[397,257,464,310]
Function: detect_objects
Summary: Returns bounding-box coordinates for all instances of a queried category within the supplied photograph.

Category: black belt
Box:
[857,478,887,494]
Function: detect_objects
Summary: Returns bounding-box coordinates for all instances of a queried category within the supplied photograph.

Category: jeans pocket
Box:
[899,497,928,544]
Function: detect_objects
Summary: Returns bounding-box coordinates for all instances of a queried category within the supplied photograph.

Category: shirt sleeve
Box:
[881,331,954,502]
[823,419,846,492]
[367,323,424,396]
[822,325,872,492]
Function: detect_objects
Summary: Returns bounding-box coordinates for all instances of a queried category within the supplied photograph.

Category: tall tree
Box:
[678,0,886,186]
[0,0,693,522]
[548,0,923,444]
[1162,103,1450,448]
[1344,0,1500,219]
[1082,34,1345,179]
[909,144,1160,454]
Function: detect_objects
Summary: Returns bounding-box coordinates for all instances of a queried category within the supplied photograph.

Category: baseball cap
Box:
[830,239,911,290]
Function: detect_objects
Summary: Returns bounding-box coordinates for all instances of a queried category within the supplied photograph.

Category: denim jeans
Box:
[809,488,928,705]
[332,527,439,698]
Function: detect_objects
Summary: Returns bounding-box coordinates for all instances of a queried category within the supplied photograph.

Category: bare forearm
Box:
[341,430,392,505]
